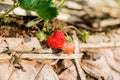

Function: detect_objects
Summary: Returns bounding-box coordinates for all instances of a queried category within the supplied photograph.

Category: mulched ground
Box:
[0,15,120,80]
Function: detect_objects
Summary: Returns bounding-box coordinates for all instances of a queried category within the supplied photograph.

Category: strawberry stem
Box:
[64,31,72,42]
[63,26,81,33]
[57,0,66,8]
[0,2,18,18]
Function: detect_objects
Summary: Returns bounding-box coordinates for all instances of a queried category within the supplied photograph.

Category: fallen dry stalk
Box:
[0,54,82,60]
[72,31,86,80]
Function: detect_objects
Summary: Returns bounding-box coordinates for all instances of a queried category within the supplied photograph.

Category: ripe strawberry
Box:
[46,30,65,49]
[62,42,75,54]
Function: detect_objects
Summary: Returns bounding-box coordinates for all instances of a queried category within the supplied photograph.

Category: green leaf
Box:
[19,0,33,10]
[19,0,58,21]
[18,0,40,10]
[35,7,58,21]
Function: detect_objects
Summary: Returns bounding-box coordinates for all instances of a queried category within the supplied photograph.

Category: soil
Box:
[0,15,67,38]
[0,16,38,37]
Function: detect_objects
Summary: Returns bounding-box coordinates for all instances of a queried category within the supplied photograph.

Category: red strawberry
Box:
[46,30,65,49]
[62,42,75,54]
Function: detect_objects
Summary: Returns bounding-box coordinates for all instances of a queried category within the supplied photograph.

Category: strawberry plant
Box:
[0,0,66,21]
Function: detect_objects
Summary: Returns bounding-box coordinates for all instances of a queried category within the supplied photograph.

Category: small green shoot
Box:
[64,31,72,42]
[36,30,47,42]
[78,30,89,42]
[0,17,11,27]
[105,26,111,32]
[66,36,72,42]
[3,17,10,24]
